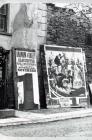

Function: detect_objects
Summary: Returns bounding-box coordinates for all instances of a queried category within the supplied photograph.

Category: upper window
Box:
[0,4,8,32]
[85,33,92,46]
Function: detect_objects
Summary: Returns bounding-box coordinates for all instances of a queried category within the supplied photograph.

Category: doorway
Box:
[0,47,8,109]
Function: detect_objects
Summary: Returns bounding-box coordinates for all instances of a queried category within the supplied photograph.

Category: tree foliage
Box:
[46,3,92,47]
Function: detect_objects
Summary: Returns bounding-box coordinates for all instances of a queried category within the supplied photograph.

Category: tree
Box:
[46,3,92,47]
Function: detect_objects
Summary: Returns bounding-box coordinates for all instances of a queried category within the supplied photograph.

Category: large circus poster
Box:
[44,45,87,107]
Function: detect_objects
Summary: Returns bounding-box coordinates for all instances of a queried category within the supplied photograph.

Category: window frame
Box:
[0,4,8,33]
[85,33,92,45]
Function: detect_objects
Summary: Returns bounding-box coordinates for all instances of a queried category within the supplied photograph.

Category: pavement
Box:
[1,106,92,127]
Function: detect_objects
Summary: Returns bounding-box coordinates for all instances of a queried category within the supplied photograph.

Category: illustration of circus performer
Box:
[47,50,85,97]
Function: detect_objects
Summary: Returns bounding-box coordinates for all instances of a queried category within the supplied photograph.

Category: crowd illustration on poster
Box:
[45,46,86,104]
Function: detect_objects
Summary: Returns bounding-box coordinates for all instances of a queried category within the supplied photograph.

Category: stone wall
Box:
[36,2,47,72]
[36,3,47,108]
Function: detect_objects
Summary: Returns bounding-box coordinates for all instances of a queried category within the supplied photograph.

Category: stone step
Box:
[0,109,15,119]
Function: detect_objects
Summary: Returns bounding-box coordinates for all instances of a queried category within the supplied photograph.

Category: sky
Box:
[55,0,92,7]
[0,0,92,8]
[0,0,92,5]
[54,0,92,5]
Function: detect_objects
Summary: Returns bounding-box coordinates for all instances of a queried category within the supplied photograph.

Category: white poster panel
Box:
[16,49,39,105]
[17,81,24,109]
[44,45,87,107]
[16,50,37,75]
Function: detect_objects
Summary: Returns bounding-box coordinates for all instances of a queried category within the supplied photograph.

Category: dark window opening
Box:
[85,33,92,45]
[0,4,8,32]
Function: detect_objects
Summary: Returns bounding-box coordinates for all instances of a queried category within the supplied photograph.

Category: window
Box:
[85,33,92,45]
[0,4,8,32]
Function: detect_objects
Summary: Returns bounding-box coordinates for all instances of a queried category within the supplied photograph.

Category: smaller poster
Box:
[15,49,40,107]
[16,50,37,76]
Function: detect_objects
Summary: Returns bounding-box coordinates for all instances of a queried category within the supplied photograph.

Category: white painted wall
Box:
[9,3,47,51]
[0,2,47,51]
[0,35,11,50]
[8,3,21,33]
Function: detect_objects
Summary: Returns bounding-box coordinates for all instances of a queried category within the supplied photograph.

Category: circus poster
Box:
[44,45,87,107]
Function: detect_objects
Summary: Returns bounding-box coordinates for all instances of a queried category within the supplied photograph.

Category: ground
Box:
[0,116,92,137]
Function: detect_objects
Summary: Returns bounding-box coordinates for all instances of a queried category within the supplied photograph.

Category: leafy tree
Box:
[46,3,92,47]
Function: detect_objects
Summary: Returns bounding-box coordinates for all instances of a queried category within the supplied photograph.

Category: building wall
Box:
[1,3,92,108]
[0,34,11,49]
[0,3,47,50]
[8,4,21,33]
[11,3,47,108]
[8,3,47,61]
[0,3,48,109]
